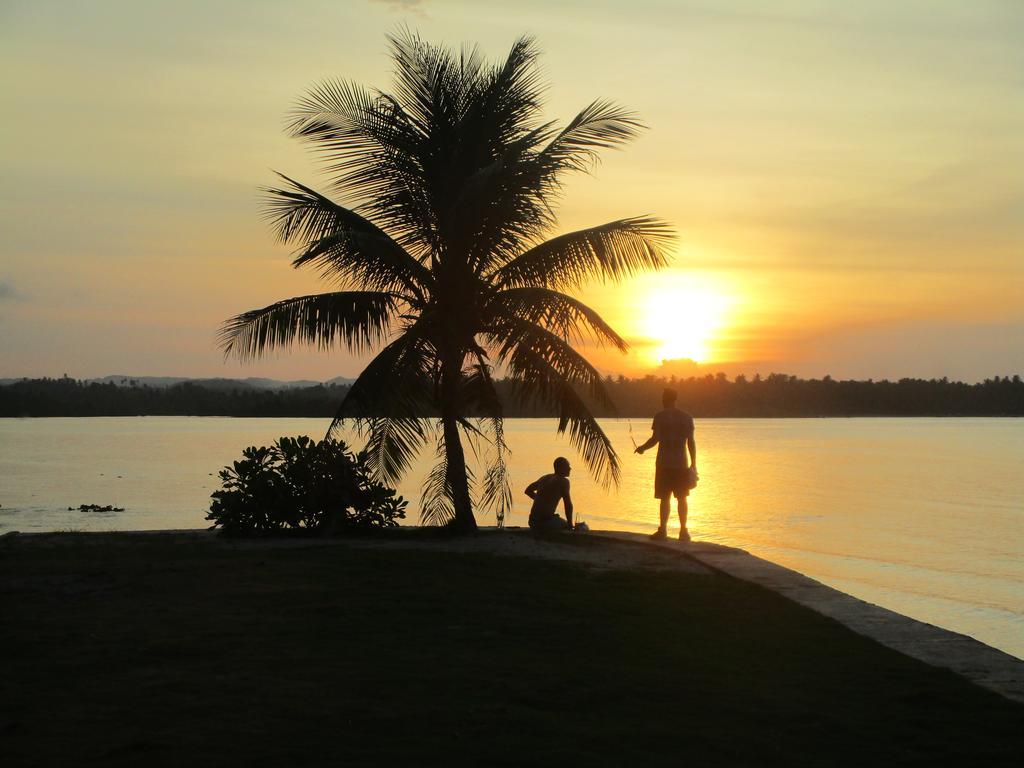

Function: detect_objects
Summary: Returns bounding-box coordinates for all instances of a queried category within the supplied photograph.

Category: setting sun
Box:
[638,275,733,364]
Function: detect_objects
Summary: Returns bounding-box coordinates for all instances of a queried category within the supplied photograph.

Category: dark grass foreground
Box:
[1,533,1020,767]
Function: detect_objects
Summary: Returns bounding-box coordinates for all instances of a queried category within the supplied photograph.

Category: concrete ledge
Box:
[594,531,1024,704]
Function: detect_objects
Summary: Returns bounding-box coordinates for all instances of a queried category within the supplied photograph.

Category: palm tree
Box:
[220,31,674,532]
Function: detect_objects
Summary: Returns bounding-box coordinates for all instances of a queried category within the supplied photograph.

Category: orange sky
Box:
[1,1,1021,382]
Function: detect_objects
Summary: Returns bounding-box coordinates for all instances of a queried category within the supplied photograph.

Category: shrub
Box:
[207,436,407,534]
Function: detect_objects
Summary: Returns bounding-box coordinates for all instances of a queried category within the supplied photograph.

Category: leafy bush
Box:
[207,436,407,534]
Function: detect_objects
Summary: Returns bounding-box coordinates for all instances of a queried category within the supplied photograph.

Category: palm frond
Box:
[556,385,620,488]
[452,124,559,273]
[486,318,617,412]
[326,328,437,484]
[477,417,512,527]
[419,439,455,526]
[490,217,674,290]
[381,29,541,261]
[419,431,482,527]
[263,174,430,296]
[327,330,435,425]
[286,78,383,152]
[386,28,461,130]
[488,287,628,352]
[363,416,433,487]
[457,358,511,526]
[483,318,619,486]
[285,76,425,200]
[470,35,545,145]
[460,356,504,418]
[503,343,620,488]
[219,291,397,361]
[464,100,646,270]
[284,70,438,258]
[538,99,646,173]
[464,98,664,274]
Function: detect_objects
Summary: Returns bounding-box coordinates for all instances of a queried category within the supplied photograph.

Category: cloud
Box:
[370,0,428,15]
[0,281,24,301]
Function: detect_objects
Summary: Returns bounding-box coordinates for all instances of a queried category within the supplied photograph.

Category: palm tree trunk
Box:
[440,360,477,532]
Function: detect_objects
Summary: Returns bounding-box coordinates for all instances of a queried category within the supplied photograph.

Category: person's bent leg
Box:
[533,516,570,533]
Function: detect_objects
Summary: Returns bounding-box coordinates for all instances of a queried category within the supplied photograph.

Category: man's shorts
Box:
[655,465,690,500]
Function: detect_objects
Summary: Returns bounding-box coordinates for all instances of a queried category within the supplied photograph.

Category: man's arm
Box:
[525,479,540,499]
[562,479,574,528]
[635,423,659,454]
[687,435,697,470]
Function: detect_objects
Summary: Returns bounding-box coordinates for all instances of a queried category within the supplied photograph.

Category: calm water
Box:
[1,417,1021,658]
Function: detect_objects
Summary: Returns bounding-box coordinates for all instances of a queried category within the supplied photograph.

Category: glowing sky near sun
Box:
[0,0,1021,381]
[627,273,734,365]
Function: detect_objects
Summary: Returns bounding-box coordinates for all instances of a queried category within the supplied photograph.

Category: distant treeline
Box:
[1,373,1022,418]
[0,378,348,418]
[594,373,1024,417]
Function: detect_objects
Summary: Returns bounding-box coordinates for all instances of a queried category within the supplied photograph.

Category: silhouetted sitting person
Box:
[525,457,574,532]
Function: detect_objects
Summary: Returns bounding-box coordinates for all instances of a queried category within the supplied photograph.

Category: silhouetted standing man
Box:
[635,388,697,542]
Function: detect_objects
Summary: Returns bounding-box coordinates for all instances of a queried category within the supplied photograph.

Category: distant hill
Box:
[0,375,354,390]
